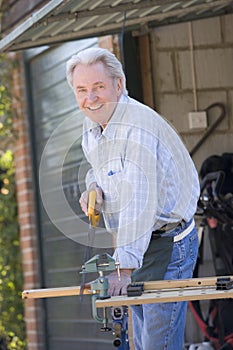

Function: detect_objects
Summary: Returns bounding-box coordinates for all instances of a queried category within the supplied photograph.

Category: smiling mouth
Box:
[87,104,103,111]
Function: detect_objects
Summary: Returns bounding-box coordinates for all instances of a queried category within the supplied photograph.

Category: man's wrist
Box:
[88,182,98,190]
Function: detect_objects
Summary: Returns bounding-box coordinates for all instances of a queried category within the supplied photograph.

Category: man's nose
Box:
[85,90,97,102]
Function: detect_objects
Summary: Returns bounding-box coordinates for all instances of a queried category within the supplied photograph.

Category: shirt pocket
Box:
[101,159,124,204]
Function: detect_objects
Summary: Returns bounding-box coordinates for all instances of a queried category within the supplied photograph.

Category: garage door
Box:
[25,38,114,350]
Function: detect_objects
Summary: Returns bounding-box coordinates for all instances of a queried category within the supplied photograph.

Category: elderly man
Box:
[66,47,200,350]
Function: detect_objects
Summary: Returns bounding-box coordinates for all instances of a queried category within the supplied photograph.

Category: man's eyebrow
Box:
[76,81,105,89]
[93,81,105,86]
[76,85,86,89]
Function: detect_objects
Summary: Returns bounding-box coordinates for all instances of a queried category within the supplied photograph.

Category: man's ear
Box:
[117,77,123,96]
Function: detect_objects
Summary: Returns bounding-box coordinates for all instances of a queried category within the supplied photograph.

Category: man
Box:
[66,47,200,350]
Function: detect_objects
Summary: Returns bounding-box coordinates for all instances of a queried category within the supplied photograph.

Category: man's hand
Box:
[79,182,103,216]
[107,269,132,296]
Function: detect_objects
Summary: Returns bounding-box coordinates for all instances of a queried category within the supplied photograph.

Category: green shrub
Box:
[0,54,26,349]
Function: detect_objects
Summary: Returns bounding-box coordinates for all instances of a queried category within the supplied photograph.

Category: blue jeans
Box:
[131,221,198,350]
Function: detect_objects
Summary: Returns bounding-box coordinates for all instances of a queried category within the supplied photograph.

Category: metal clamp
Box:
[216,277,233,290]
[127,282,144,297]
[81,253,116,329]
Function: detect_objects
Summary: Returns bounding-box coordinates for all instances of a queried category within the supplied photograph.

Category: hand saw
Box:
[80,190,100,297]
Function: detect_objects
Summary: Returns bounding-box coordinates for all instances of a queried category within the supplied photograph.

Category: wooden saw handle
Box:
[88,190,100,227]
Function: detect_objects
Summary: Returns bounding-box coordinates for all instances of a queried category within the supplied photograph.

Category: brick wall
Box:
[11,52,45,350]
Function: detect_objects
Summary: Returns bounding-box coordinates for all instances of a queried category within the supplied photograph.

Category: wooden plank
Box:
[143,275,233,290]
[138,34,154,109]
[22,285,92,299]
[96,287,233,308]
[22,276,233,300]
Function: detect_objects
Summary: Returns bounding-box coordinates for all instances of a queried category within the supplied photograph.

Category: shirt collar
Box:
[102,94,129,139]
[85,94,129,140]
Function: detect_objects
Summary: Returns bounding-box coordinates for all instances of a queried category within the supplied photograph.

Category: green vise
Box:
[81,253,116,330]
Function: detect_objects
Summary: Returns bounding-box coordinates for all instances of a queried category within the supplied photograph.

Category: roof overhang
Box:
[0,0,233,52]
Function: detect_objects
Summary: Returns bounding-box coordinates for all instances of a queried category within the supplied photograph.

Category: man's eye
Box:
[77,89,86,95]
[97,85,104,90]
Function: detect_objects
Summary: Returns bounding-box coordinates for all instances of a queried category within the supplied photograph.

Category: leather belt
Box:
[173,219,195,242]
[152,219,186,235]
[152,219,195,242]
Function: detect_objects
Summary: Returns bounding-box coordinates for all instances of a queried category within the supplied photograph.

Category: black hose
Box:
[190,102,226,157]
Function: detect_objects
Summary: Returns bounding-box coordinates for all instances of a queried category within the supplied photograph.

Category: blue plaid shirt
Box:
[82,95,200,269]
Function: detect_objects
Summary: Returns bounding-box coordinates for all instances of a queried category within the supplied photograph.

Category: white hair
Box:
[66,47,128,96]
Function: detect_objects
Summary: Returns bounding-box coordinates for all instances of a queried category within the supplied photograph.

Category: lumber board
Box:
[22,276,233,300]
[142,275,233,290]
[96,287,233,308]
[22,285,92,299]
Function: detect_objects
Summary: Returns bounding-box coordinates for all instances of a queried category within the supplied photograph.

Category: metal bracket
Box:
[216,277,233,290]
[127,282,144,296]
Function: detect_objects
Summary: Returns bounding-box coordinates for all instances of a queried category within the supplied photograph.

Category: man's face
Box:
[72,61,122,127]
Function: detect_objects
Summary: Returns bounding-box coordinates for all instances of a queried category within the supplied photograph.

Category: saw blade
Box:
[80,191,100,298]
